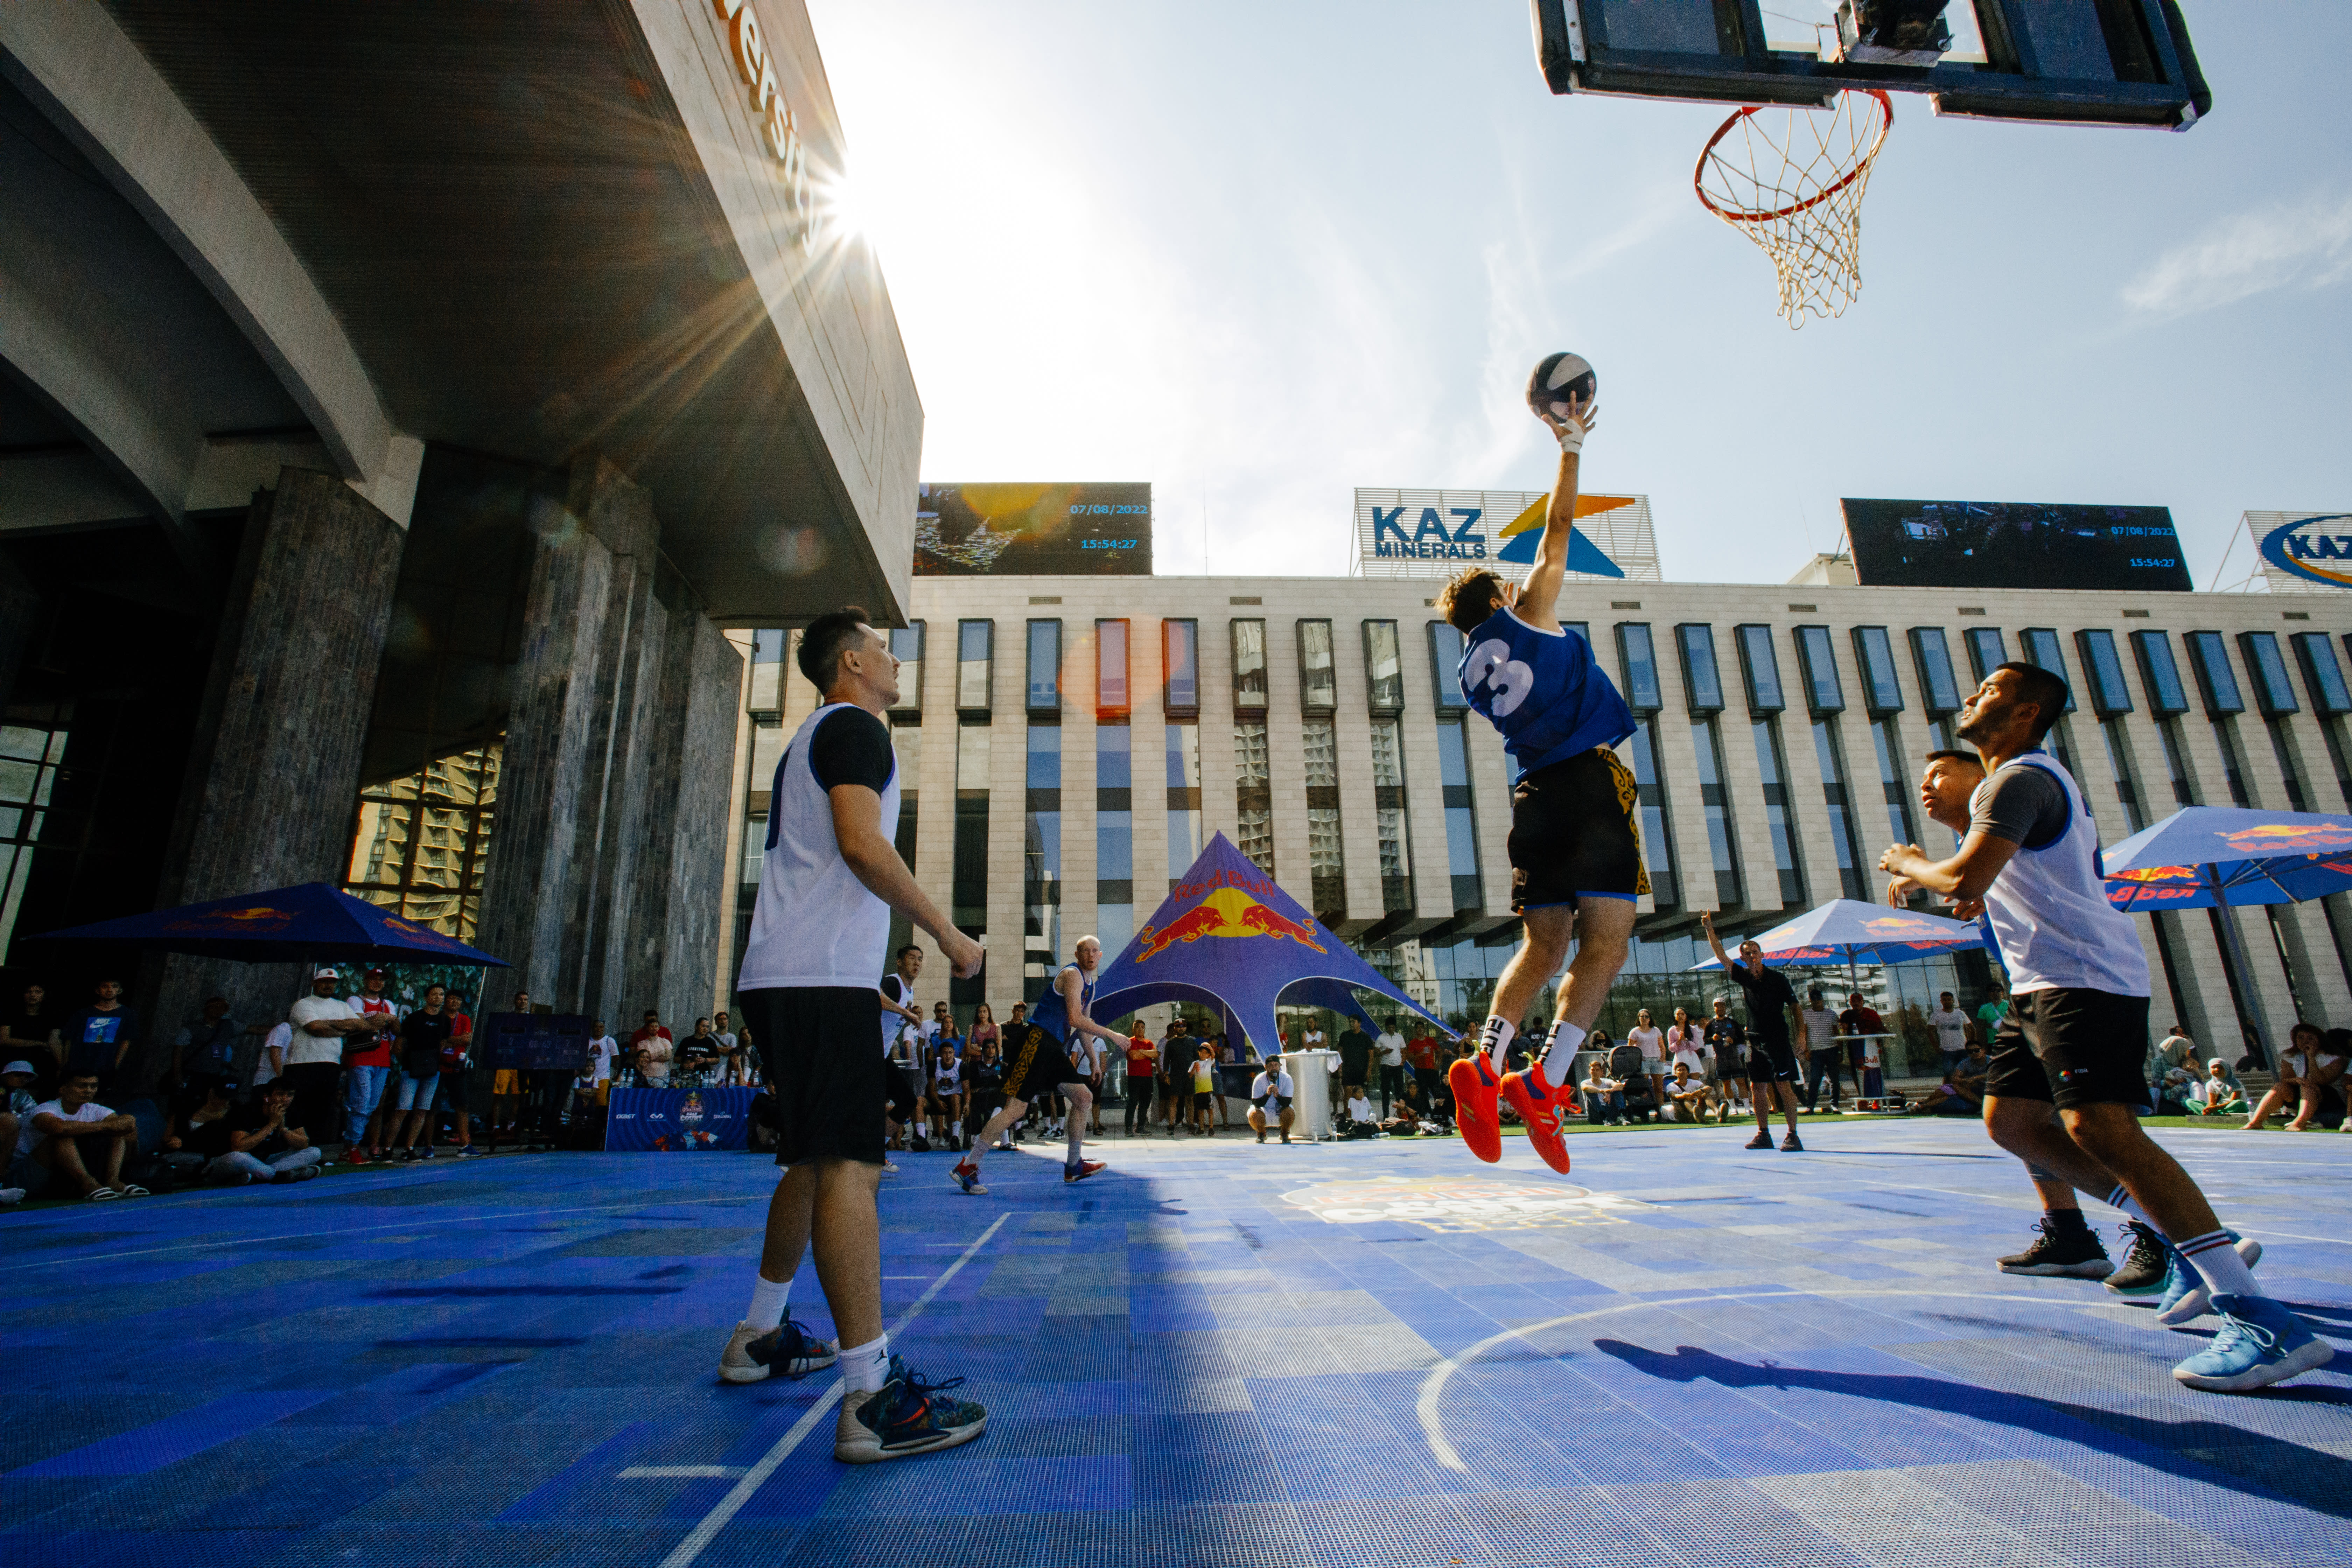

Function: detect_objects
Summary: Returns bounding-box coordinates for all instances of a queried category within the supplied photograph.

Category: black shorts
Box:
[1342,1068,1368,1087]
[1508,747,1648,912]
[1745,1038,1798,1084]
[741,987,888,1168]
[1253,1096,1291,1114]
[1000,1029,1089,1103]
[1984,987,2150,1111]
[1193,1089,1214,1109]
[433,1070,469,1112]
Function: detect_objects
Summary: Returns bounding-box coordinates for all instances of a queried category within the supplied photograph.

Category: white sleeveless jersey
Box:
[737,702,901,991]
[1971,751,2148,997]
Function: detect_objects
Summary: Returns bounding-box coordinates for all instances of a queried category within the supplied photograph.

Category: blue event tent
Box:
[1685,897,1982,974]
[1085,833,1448,1054]
[24,881,510,966]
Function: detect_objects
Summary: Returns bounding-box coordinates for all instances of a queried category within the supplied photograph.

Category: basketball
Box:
[1526,351,1597,418]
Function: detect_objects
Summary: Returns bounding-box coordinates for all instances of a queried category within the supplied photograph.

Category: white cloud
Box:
[2122,192,2352,316]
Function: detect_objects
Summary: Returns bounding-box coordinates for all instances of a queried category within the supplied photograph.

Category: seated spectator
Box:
[2243,1022,2346,1130]
[1580,1060,1628,1126]
[2188,1058,2247,1116]
[162,1077,237,1161]
[1664,1062,1721,1124]
[1248,1062,1295,1144]
[2152,1065,2199,1117]
[1343,1087,1377,1127]
[0,1059,38,1202]
[207,1080,322,1185]
[1907,1041,1991,1116]
[7,1070,145,1200]
[1380,1075,1434,1135]
[676,1018,722,1080]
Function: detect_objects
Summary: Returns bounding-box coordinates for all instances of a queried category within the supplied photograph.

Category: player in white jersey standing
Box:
[716,607,992,1460]
[1879,663,2330,1392]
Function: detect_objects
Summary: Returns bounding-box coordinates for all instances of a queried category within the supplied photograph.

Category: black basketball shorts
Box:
[1745,1038,1799,1084]
[1983,987,2151,1111]
[1508,746,1649,913]
[999,1027,1089,1104]
[740,987,888,1169]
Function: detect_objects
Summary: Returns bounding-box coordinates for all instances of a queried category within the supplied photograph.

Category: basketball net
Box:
[1695,90,1891,328]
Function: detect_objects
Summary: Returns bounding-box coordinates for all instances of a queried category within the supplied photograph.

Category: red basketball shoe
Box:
[1449,1053,1504,1163]
[1500,1063,1574,1176]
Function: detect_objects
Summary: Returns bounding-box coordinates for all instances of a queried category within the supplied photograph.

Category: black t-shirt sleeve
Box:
[809,707,895,794]
[1972,766,2070,850]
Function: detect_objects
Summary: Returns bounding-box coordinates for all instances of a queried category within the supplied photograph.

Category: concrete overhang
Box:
[20,0,920,624]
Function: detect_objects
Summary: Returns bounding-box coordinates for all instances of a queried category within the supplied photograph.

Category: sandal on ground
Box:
[86,1186,122,1201]
[117,1184,150,1197]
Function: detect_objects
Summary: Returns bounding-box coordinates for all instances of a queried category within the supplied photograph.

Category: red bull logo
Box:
[2221,822,2352,852]
[1135,887,1326,961]
[165,905,294,932]
[1862,916,1937,935]
[2108,865,2197,884]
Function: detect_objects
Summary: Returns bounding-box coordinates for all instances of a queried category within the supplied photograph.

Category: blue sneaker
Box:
[2172,1295,2334,1392]
[834,1354,986,1462]
[2155,1235,2264,1326]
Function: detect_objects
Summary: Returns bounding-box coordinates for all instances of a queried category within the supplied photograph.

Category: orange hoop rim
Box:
[1693,89,1893,225]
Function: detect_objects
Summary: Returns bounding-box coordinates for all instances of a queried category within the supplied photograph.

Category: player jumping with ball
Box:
[1436,355,1641,1178]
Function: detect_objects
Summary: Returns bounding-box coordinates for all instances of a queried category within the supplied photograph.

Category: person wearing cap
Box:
[343,966,402,1160]
[282,969,374,1158]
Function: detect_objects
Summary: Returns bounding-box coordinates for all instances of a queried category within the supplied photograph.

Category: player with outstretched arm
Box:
[1434,365,1641,1177]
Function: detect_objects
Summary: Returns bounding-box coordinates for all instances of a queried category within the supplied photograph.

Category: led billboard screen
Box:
[1841,498,2190,593]
[915,483,1151,576]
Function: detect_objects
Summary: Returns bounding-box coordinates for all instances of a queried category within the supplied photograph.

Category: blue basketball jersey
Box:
[1030,962,1094,1043]
[1456,609,1637,779]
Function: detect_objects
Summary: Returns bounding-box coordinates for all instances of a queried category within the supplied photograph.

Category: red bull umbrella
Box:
[22,881,510,965]
[1085,833,1450,1054]
[1685,897,1982,973]
[2101,805,2352,910]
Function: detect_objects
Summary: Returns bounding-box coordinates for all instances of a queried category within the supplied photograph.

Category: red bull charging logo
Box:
[1135,886,1326,961]
[2220,822,2352,852]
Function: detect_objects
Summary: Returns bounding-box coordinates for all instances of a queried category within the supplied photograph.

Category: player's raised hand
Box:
[1538,393,1599,453]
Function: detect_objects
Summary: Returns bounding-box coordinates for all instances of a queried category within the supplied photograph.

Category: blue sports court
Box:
[3,1121,2345,1567]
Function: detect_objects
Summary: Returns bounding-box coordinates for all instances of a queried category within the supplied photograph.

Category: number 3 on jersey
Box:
[1464,639,1535,716]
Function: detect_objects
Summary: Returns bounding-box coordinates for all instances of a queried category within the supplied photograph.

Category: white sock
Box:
[1066,1117,1086,1164]
[841,1332,891,1394]
[2103,1184,2164,1235]
[746,1272,791,1332]
[1542,1020,1586,1083]
[2178,1230,2262,1298]
[1478,1015,1515,1072]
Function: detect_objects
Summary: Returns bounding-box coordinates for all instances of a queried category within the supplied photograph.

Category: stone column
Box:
[143,467,406,1083]
[623,608,743,1030]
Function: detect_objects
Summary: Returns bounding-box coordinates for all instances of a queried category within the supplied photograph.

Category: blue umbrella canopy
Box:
[1686,898,1982,972]
[2101,806,2352,910]
[23,882,510,966]
[1085,833,1449,1054]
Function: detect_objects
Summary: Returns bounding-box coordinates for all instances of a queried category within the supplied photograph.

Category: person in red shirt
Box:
[1122,1028,1157,1136]
[344,968,400,1159]
[1406,1031,1443,1105]
[436,989,479,1155]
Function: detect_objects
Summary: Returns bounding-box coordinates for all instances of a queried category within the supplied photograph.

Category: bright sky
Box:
[808,0,2351,588]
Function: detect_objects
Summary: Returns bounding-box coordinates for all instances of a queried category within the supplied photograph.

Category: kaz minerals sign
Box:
[2259,513,2352,589]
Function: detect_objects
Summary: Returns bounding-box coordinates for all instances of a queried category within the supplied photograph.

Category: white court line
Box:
[621,1466,745,1479]
[657,1212,1009,1568]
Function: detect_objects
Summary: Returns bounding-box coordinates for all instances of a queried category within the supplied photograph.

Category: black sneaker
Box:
[834,1354,986,1463]
[718,1317,840,1384]
[2106,1220,2172,1296]
[1780,1133,1804,1152]
[1744,1132,1773,1150]
[1997,1216,2115,1277]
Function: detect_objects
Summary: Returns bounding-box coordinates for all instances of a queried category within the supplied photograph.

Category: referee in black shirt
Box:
[1700,912,1807,1152]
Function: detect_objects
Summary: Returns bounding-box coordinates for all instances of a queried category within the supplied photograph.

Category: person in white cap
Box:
[282,969,373,1158]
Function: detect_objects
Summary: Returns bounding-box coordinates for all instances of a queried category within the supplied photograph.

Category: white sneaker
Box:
[0,1186,23,1205]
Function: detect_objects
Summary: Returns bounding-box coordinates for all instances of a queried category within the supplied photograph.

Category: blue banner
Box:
[603,1086,755,1152]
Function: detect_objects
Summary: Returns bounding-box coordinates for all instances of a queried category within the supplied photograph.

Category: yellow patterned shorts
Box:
[1506,744,1649,912]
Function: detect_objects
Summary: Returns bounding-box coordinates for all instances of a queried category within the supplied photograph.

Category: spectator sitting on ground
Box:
[2243,1022,2346,1131]
[1248,1061,1295,1144]
[208,1079,322,1185]
[1665,1062,1721,1124]
[2148,1022,2197,1084]
[1343,1087,1377,1128]
[2153,1065,2199,1117]
[162,1077,236,1162]
[1380,1075,1433,1135]
[1580,1060,1627,1126]
[0,1058,37,1164]
[1906,1040,1990,1115]
[2188,1058,2247,1116]
[8,1070,145,1200]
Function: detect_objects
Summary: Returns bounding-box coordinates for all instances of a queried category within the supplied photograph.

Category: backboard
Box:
[1531,1,2210,129]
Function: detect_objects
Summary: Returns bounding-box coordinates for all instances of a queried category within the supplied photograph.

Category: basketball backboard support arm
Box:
[1530,0,2210,128]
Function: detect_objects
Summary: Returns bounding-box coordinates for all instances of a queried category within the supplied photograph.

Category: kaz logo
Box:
[2258,514,2352,589]
[1372,505,1486,562]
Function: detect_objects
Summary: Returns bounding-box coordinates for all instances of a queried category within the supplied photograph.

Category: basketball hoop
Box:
[1695,89,1892,328]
